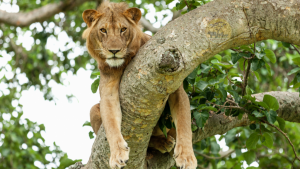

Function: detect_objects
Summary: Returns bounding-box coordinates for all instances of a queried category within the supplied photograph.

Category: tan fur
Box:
[83,2,196,169]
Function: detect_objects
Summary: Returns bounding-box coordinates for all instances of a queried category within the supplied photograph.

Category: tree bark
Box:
[83,0,300,168]
[0,0,92,27]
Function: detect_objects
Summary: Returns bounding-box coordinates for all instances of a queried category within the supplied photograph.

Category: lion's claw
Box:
[174,144,197,169]
[109,140,130,169]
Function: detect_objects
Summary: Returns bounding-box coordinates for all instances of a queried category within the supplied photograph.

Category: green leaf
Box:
[265,110,277,124]
[183,79,189,90]
[243,151,256,165]
[187,68,198,80]
[193,111,209,128]
[276,117,285,130]
[264,49,276,63]
[191,96,205,102]
[262,133,273,148]
[158,117,167,138]
[82,121,91,127]
[255,52,265,59]
[292,57,300,66]
[252,110,264,117]
[217,84,227,101]
[190,104,198,111]
[210,142,220,155]
[254,71,261,81]
[265,62,272,75]
[214,54,222,61]
[256,101,269,110]
[225,129,236,145]
[191,124,198,132]
[198,105,217,112]
[196,80,208,91]
[263,94,279,110]
[89,131,94,139]
[251,58,265,71]
[249,124,256,130]
[176,2,186,10]
[166,0,173,5]
[246,86,253,95]
[231,53,243,64]
[200,139,207,150]
[287,67,300,76]
[213,65,225,74]
[246,133,260,149]
[91,77,100,93]
[240,46,254,53]
[205,89,215,101]
[58,154,82,169]
[208,78,219,85]
[214,62,233,69]
[228,90,240,102]
[282,42,291,48]
[90,71,100,79]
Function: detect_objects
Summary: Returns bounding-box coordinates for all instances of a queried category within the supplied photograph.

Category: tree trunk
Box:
[85,0,300,168]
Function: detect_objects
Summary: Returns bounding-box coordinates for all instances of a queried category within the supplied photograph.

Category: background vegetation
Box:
[0,0,299,168]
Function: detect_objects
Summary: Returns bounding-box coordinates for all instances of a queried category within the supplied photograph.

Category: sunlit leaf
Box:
[264,49,276,63]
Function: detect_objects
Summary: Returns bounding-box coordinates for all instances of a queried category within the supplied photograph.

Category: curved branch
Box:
[140,17,159,33]
[0,0,91,27]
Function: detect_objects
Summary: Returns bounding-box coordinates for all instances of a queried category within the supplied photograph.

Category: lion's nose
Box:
[109,50,120,54]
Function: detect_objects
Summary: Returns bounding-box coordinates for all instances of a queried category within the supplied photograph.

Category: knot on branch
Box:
[156,47,184,75]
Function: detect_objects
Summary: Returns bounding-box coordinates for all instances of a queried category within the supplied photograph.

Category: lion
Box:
[82,2,197,169]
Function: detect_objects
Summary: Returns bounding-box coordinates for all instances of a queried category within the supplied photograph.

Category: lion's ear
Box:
[82,9,102,27]
[123,8,142,24]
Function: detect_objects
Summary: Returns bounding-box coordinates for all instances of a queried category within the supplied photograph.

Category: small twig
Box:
[291,44,300,55]
[227,77,243,88]
[209,101,250,113]
[195,149,235,160]
[263,120,300,168]
[184,0,191,11]
[242,43,255,96]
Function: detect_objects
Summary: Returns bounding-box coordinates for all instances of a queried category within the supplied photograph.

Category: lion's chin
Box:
[105,58,125,67]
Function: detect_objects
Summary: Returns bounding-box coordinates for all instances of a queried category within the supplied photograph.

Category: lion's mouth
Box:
[105,58,125,67]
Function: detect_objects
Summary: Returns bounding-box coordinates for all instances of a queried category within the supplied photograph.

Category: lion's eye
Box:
[121,27,127,33]
[100,28,106,33]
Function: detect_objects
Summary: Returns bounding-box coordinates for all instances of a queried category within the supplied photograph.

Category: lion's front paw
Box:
[173,143,197,169]
[109,140,130,169]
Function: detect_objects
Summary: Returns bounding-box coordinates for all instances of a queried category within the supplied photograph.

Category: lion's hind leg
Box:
[149,130,176,153]
[90,103,102,135]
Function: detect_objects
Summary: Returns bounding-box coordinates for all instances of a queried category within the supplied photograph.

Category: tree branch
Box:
[0,0,92,27]
[140,17,159,33]
[195,149,235,160]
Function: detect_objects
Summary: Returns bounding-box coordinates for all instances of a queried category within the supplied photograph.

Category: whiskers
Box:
[94,48,103,54]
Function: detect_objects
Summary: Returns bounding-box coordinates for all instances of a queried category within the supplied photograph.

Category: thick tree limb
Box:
[0,0,91,27]
[84,0,300,168]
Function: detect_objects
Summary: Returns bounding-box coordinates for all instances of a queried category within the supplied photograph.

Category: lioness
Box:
[82,2,197,169]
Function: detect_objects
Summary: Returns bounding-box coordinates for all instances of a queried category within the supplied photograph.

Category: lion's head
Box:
[82,2,149,72]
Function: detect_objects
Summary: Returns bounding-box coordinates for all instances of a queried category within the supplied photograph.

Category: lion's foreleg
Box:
[168,84,197,169]
[99,78,129,169]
